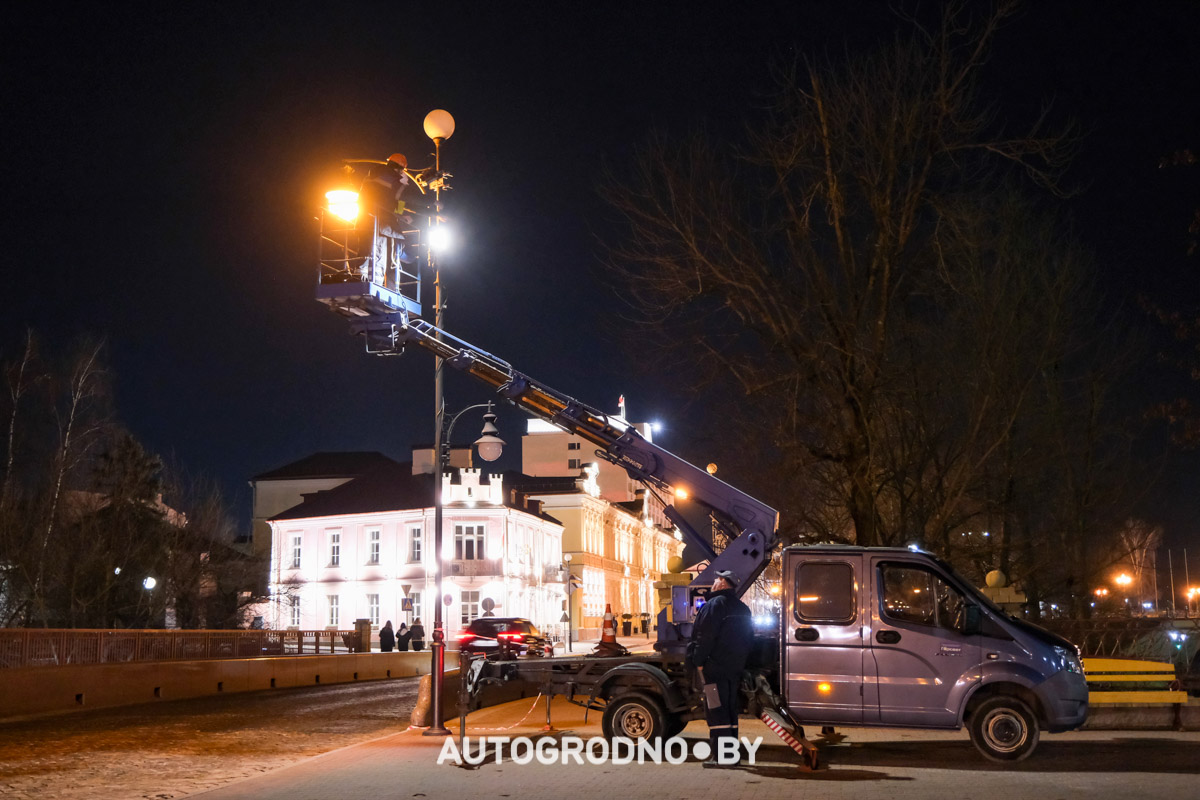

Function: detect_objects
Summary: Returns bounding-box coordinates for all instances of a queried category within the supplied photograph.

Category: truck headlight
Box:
[1054,645,1081,674]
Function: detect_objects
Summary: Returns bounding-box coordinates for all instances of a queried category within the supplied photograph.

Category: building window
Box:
[568,458,582,470]
[290,596,301,628]
[367,593,380,626]
[567,442,581,450]
[329,531,341,567]
[290,535,302,569]
[461,590,480,626]
[409,526,422,562]
[411,591,422,622]
[455,524,485,560]
[328,595,340,627]
[584,568,604,617]
[367,528,380,565]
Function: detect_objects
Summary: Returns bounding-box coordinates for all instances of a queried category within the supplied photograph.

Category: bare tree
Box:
[1,330,38,510]
[602,3,1078,549]
[161,462,267,629]
[0,331,40,624]
[31,339,111,625]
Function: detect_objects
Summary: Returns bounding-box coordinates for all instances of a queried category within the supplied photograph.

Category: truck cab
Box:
[782,545,1089,761]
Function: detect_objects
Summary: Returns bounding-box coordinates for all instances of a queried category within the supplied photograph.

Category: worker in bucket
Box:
[687,569,754,768]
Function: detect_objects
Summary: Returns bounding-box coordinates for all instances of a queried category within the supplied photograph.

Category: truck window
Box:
[793,562,856,624]
[880,564,966,631]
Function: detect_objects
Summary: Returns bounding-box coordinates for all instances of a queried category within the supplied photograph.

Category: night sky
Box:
[3,2,1197,549]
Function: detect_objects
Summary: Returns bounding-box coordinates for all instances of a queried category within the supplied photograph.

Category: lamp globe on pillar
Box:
[423,109,456,143]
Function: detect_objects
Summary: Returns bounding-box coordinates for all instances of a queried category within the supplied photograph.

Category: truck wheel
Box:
[602,692,667,742]
[969,696,1040,762]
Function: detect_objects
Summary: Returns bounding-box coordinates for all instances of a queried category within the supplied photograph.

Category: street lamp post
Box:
[563,553,573,653]
[424,108,457,737]
[426,402,504,736]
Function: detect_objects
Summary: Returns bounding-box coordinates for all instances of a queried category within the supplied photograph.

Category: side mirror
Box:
[962,604,982,636]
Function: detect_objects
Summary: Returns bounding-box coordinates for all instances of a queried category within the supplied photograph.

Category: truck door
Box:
[868,557,981,726]
[784,554,864,723]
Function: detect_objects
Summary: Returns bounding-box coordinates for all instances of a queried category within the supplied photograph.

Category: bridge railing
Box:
[0,628,361,669]
[1036,617,1198,679]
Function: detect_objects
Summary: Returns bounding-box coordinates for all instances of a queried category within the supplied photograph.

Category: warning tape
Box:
[457,692,547,732]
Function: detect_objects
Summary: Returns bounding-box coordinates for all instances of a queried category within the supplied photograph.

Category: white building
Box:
[519,414,684,638]
[523,417,664,513]
[257,454,565,637]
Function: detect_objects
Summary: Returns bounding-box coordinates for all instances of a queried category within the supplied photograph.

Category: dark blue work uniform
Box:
[688,587,754,760]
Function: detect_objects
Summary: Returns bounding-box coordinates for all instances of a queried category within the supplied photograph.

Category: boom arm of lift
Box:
[350,312,779,644]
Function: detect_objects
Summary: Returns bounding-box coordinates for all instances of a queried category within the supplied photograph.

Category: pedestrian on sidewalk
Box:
[688,570,753,768]
[379,620,396,653]
[409,619,425,651]
[397,623,411,651]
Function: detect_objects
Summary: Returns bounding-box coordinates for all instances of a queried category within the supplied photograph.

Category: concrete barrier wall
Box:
[0,651,459,720]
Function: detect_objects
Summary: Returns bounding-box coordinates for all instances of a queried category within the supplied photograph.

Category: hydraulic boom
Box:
[316,179,778,646]
[355,313,778,644]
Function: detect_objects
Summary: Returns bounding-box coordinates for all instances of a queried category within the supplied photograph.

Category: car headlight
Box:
[1054,645,1082,673]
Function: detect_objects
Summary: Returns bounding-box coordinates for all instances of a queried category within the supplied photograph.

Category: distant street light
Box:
[142,576,157,590]
[1114,573,1134,615]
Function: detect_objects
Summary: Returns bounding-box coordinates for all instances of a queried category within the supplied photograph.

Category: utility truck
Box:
[314,162,1088,762]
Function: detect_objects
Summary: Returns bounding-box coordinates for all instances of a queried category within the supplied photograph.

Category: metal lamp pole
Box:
[424,109,455,737]
[563,553,573,653]
[425,400,504,735]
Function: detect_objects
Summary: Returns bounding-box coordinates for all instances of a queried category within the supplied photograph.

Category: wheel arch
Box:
[962,680,1047,727]
[587,662,684,711]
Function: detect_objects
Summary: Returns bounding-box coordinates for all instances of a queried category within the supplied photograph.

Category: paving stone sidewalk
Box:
[189,694,1200,800]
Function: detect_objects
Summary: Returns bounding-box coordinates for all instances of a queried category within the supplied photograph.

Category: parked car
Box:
[457,617,548,659]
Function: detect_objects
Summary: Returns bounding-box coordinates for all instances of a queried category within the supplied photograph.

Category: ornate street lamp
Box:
[426,399,504,736]
[563,553,574,653]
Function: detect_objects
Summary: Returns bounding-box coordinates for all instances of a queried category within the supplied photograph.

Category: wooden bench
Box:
[1082,657,1187,705]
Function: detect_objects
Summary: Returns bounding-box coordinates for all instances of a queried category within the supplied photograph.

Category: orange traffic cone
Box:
[592,603,630,657]
[601,605,617,642]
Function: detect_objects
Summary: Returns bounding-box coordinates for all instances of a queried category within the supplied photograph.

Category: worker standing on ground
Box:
[688,570,754,768]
